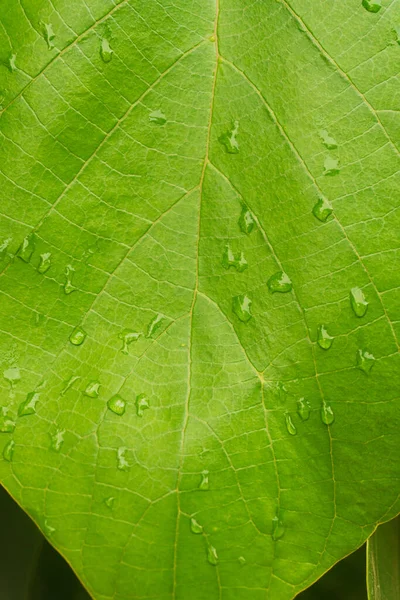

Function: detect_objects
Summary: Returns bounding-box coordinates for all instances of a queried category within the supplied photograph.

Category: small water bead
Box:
[190,517,203,534]
[356,349,375,374]
[8,53,16,73]
[285,413,297,436]
[232,294,252,322]
[64,265,77,294]
[0,408,15,433]
[38,252,51,274]
[105,496,115,508]
[84,381,100,398]
[18,391,39,417]
[317,324,333,350]
[312,197,333,222]
[238,205,255,234]
[146,313,164,338]
[219,120,239,154]
[395,26,400,45]
[222,244,248,272]
[50,429,65,452]
[69,327,86,346]
[238,556,246,566]
[42,23,55,50]
[199,469,209,491]
[362,0,382,12]
[3,439,15,462]
[272,515,285,541]
[149,109,166,125]
[207,544,218,566]
[117,447,130,471]
[323,156,340,176]
[320,401,335,425]
[136,393,149,417]
[267,271,292,293]
[297,398,311,421]
[61,375,80,396]
[350,287,368,318]
[0,238,11,261]
[119,330,141,354]
[43,520,56,537]
[319,130,337,150]
[100,38,113,63]
[108,394,126,416]
[17,234,35,263]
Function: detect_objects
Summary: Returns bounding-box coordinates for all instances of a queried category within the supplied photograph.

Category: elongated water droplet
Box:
[238,556,246,566]
[43,520,56,537]
[317,324,333,350]
[190,517,203,534]
[64,265,76,294]
[105,496,115,508]
[207,544,218,566]
[69,327,86,346]
[356,349,375,374]
[61,375,80,396]
[119,330,141,354]
[267,271,292,293]
[350,287,368,318]
[0,408,15,433]
[297,398,311,421]
[232,294,252,322]
[117,447,130,471]
[272,515,285,541]
[38,252,51,274]
[8,53,16,73]
[219,120,239,154]
[146,313,164,338]
[149,109,166,125]
[108,394,126,416]
[394,26,400,45]
[238,205,255,234]
[50,428,65,452]
[100,38,113,62]
[319,130,337,149]
[135,393,149,417]
[0,238,11,261]
[18,391,39,417]
[320,401,335,425]
[42,22,55,50]
[199,469,209,490]
[362,0,382,12]
[3,439,15,462]
[323,156,340,176]
[17,234,35,263]
[312,197,333,222]
[285,413,297,436]
[84,381,100,398]
[222,244,248,272]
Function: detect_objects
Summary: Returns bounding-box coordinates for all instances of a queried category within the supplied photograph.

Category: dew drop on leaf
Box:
[64,264,77,294]
[0,238,11,261]
[117,447,130,471]
[207,544,218,566]
[107,394,126,416]
[69,327,87,346]
[219,120,239,154]
[146,313,165,338]
[362,0,382,12]
[136,393,149,417]
[199,469,209,491]
[285,413,297,436]
[7,53,16,73]
[100,38,113,63]
[17,234,35,263]
[238,556,246,566]
[105,496,115,508]
[42,22,55,50]
[356,349,375,374]
[38,252,51,274]
[0,408,15,433]
[312,197,333,222]
[3,366,21,386]
[319,129,337,149]
[272,515,285,541]
[238,205,255,234]
[317,324,334,350]
[61,375,80,396]
[267,271,292,293]
[232,294,252,322]
[320,401,335,425]
[3,439,15,462]
[323,156,340,176]
[18,391,39,417]
[84,381,100,398]
[350,287,368,318]
[297,398,311,421]
[43,519,56,537]
[119,330,141,354]
[190,517,203,534]
[149,109,166,125]
[50,428,65,452]
[222,244,248,272]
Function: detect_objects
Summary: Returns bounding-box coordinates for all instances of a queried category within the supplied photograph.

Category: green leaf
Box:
[367,516,400,600]
[0,1,399,599]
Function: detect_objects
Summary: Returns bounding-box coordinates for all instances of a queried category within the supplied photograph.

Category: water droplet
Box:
[7,53,16,73]
[64,265,77,294]
[119,330,141,354]
[38,252,51,274]
[69,327,86,346]
[222,244,248,272]
[146,313,165,338]
[317,324,333,350]
[0,238,11,261]
[84,381,100,398]
[319,130,337,150]
[42,22,55,50]
[207,544,218,566]
[238,205,255,234]
[100,38,113,62]
[238,556,246,566]
[107,394,126,416]
[297,398,311,421]
[17,234,35,263]
[362,0,382,12]
[320,401,335,425]
[312,197,333,222]
[105,496,115,508]
[272,515,285,541]
[232,294,252,322]
[190,517,203,534]
[285,413,297,436]
[117,447,130,471]
[267,271,292,293]
[61,375,80,396]
[135,393,149,417]
[3,366,21,385]
[199,469,209,490]
[0,408,15,433]
[50,428,65,452]
[356,349,375,374]
[350,287,368,318]
[394,26,400,45]
[18,391,39,417]
[43,520,56,537]
[149,109,166,125]
[34,312,46,327]
[323,156,340,176]
[3,439,15,462]
[219,120,239,154]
